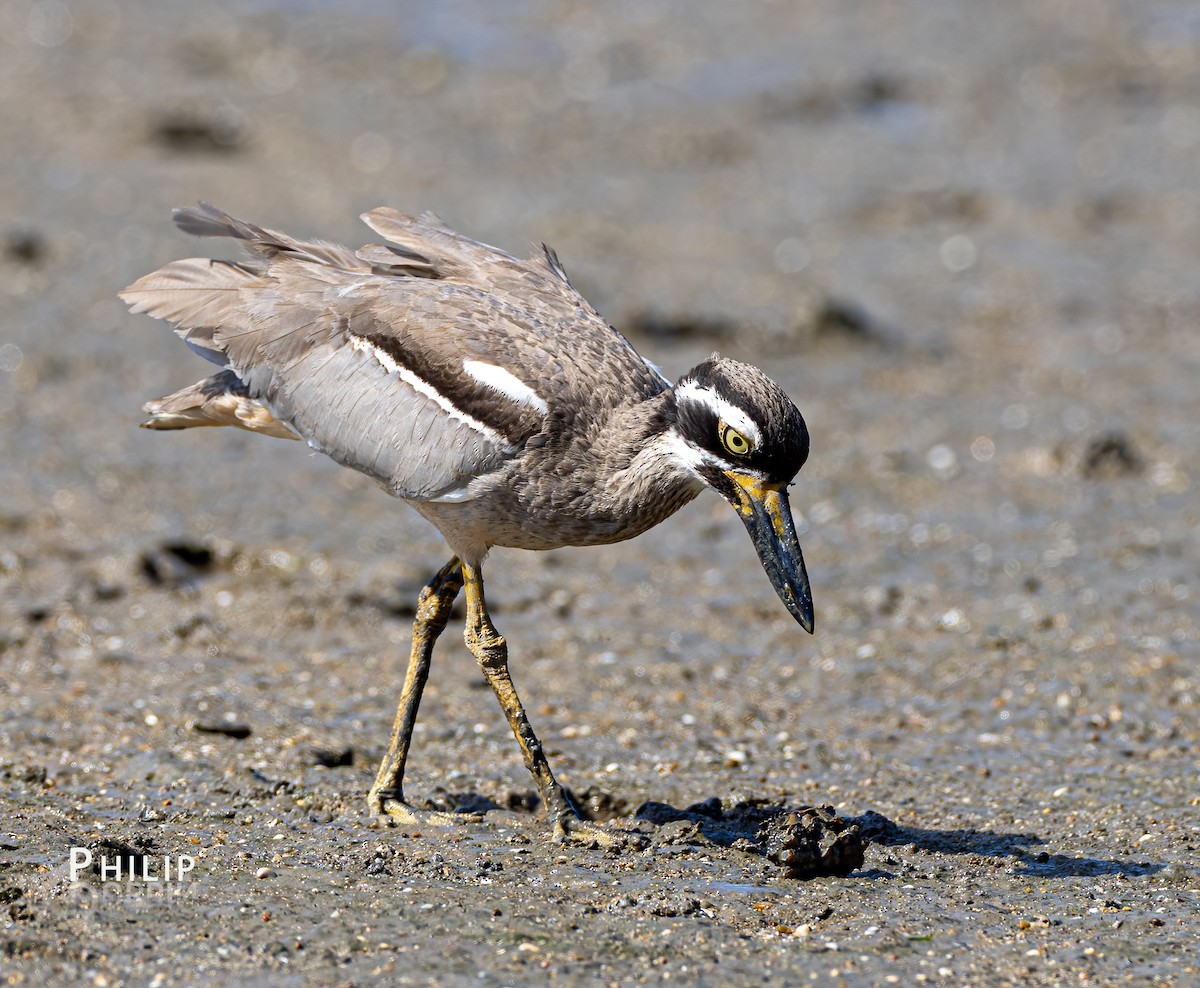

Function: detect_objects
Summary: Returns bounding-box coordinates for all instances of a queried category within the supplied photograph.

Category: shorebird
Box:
[121,203,814,841]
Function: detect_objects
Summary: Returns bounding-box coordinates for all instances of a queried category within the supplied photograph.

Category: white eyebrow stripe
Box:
[656,428,723,479]
[674,381,762,446]
[462,359,549,414]
[348,335,513,450]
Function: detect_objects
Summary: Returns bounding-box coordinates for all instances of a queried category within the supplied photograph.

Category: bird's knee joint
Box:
[465,628,506,656]
[472,643,509,674]
[479,637,508,662]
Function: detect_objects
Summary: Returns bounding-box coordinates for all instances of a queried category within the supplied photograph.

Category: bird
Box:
[120,203,815,842]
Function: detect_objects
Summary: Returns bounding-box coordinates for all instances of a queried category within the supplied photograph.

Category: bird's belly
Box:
[410,480,702,562]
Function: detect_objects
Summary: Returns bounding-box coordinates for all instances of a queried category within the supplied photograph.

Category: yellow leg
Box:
[368,556,469,825]
[461,561,615,843]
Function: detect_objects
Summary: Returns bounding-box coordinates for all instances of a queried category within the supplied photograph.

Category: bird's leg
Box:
[461,561,615,844]
[368,556,467,826]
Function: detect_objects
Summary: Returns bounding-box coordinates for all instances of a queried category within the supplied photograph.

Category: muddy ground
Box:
[2,0,1198,984]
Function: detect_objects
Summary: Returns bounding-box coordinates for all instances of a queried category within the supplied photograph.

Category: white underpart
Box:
[348,334,512,450]
[674,381,763,447]
[462,359,549,414]
[655,428,729,483]
[426,482,477,504]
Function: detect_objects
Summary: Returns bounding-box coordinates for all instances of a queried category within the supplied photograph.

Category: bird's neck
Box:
[587,392,705,536]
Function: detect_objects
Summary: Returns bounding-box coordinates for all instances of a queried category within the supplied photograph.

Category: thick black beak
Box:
[722,472,815,633]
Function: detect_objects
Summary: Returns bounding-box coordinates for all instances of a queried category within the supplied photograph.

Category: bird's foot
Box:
[546,795,648,850]
[368,790,484,828]
[552,815,641,848]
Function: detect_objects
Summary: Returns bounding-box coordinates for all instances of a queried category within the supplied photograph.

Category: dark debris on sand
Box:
[637,797,865,879]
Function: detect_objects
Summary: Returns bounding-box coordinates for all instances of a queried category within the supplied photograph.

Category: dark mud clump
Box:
[637,797,865,879]
[1081,431,1143,479]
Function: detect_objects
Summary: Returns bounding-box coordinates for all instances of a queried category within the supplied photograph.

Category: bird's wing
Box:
[359,206,561,294]
[358,208,670,400]
[121,204,666,499]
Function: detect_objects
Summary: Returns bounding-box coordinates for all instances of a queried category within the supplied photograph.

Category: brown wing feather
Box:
[173,201,362,269]
[123,204,668,500]
[360,207,575,297]
[360,207,513,279]
[119,258,259,331]
[356,207,666,405]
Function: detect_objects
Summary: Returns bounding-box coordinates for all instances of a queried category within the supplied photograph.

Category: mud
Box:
[2,0,1198,984]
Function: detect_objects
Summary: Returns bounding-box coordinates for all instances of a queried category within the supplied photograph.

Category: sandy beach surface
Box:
[2,0,1197,983]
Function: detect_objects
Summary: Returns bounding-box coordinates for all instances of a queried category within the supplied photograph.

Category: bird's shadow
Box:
[853,809,1165,878]
[629,799,1166,880]
[421,789,1165,880]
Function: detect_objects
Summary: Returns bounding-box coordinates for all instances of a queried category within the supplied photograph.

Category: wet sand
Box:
[2,0,1198,983]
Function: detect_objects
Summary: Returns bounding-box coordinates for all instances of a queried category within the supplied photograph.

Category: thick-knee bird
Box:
[121,203,814,840]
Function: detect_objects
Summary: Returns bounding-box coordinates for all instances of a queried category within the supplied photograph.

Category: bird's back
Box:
[122,204,668,503]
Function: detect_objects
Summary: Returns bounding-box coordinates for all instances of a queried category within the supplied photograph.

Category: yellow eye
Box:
[719,423,752,457]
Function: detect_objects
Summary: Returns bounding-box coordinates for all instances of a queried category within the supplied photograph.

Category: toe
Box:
[371,796,483,828]
[554,816,648,850]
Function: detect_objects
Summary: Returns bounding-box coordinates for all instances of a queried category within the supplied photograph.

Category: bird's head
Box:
[665,354,814,633]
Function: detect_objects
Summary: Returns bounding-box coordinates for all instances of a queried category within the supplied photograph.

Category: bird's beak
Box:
[722,471,815,633]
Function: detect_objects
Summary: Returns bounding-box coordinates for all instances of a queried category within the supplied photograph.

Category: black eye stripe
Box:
[668,357,810,483]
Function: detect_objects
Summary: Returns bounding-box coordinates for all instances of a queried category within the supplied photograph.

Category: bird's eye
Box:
[719,423,753,457]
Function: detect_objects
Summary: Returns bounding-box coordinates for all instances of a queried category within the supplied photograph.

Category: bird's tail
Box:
[141,369,298,439]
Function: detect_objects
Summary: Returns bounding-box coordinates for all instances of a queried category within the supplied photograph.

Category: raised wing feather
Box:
[359,207,667,404]
[122,204,667,500]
